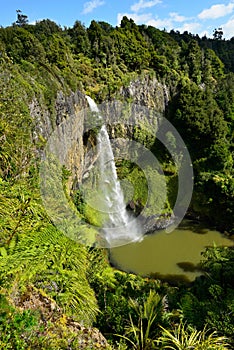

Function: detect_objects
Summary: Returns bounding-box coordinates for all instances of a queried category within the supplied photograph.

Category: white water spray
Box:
[86,96,142,247]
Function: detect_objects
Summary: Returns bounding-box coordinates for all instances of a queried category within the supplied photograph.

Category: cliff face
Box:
[119,75,169,111]
[30,74,169,187]
[31,90,89,187]
[99,75,170,157]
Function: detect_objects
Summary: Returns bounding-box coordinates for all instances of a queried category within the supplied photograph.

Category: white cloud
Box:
[131,0,162,13]
[145,17,201,34]
[117,12,152,25]
[199,30,210,38]
[198,2,234,20]
[221,16,234,38]
[82,0,105,14]
[117,11,196,33]
[176,22,201,33]
[146,17,173,28]
[169,12,187,23]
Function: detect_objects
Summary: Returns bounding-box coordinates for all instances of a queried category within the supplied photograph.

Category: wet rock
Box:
[139,213,176,234]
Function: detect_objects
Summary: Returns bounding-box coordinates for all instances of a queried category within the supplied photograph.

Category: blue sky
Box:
[1,0,234,39]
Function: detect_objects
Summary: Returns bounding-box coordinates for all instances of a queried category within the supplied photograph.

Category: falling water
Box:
[86,96,142,247]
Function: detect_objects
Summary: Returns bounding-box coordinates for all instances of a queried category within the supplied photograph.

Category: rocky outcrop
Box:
[14,286,110,349]
[119,74,169,111]
[139,213,176,234]
[30,98,53,142]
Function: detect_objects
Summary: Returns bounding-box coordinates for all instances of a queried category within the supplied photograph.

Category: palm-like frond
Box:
[158,322,230,349]
[118,290,164,350]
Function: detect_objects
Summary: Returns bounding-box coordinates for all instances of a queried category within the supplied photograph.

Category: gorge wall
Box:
[31,90,88,187]
[31,74,170,189]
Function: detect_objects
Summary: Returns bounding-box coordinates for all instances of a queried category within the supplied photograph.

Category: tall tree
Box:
[13,10,28,27]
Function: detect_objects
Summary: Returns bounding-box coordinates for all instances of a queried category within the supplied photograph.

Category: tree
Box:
[33,19,62,37]
[179,246,234,341]
[120,16,137,30]
[13,10,28,27]
[213,28,223,40]
[68,21,90,55]
[168,83,228,162]
[0,26,46,63]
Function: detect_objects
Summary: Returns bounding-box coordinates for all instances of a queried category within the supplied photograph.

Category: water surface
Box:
[110,220,234,282]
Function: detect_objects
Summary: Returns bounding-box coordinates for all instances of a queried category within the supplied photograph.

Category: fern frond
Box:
[0,225,98,325]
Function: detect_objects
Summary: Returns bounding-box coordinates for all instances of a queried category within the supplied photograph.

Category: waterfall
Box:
[85,96,142,247]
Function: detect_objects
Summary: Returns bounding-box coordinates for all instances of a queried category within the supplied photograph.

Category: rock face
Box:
[139,213,176,234]
[30,74,169,190]
[97,75,170,163]
[31,90,89,187]
[119,74,169,111]
[54,90,88,187]
[30,98,51,141]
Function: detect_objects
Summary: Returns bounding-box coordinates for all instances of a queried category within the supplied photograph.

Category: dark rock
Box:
[139,213,176,234]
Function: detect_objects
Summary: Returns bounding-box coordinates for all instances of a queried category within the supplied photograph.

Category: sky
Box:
[1,0,234,39]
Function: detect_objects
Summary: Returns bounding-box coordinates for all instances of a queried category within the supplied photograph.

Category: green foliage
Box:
[117,163,148,207]
[0,66,34,179]
[204,48,225,81]
[0,177,98,326]
[90,263,167,343]
[158,321,230,349]
[0,292,110,349]
[168,82,228,165]
[179,246,234,342]
[0,26,46,63]
[1,13,232,102]
[192,172,234,232]
[44,33,73,69]
[0,224,98,325]
[119,290,169,350]
[181,40,203,84]
[30,19,62,38]
[0,178,43,246]
[216,73,234,144]
[68,20,91,55]
[116,162,171,216]
[140,25,180,72]
[170,29,234,73]
[0,294,38,349]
